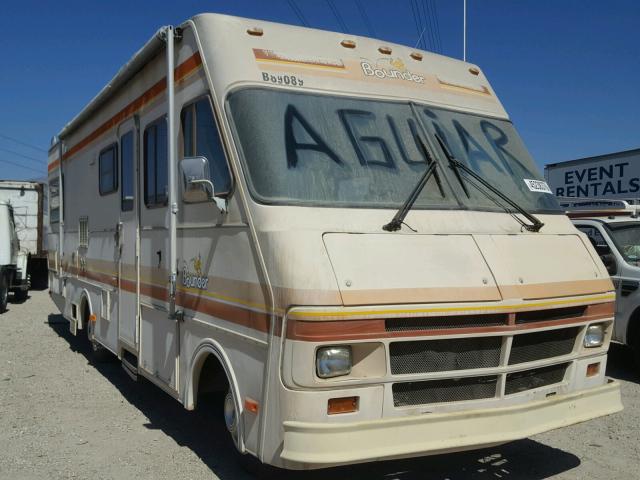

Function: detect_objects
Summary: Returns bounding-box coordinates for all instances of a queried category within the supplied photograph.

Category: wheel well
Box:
[194,353,230,409]
[80,295,91,331]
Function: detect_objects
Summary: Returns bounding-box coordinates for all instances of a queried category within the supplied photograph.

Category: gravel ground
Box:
[1,290,639,480]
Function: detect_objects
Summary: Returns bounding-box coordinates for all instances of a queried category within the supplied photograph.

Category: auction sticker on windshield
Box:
[524,179,553,194]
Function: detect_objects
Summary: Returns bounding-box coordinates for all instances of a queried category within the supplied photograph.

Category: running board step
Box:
[121,350,138,381]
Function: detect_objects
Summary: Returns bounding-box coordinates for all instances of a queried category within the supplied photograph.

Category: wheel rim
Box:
[224,390,239,448]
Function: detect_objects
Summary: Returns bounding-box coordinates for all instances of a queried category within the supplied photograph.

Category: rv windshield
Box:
[227,88,561,213]
[606,222,640,264]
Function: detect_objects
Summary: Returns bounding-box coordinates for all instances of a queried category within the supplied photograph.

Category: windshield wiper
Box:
[434,134,544,232]
[383,135,438,232]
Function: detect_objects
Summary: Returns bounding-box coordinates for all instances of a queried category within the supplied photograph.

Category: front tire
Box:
[224,389,240,450]
[631,332,640,372]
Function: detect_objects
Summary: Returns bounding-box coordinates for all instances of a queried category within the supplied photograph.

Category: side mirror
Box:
[179,156,227,213]
[595,244,611,256]
[600,253,617,276]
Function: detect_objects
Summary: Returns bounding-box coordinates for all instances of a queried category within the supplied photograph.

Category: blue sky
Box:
[0,0,638,180]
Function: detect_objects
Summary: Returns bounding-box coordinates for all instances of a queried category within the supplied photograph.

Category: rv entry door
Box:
[117,118,140,349]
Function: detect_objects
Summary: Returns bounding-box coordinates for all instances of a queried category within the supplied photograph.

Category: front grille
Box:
[515,306,586,324]
[508,327,579,365]
[393,375,498,406]
[505,363,569,395]
[385,314,507,332]
[390,337,502,374]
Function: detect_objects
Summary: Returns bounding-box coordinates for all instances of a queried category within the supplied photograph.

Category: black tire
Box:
[223,389,282,478]
[238,453,282,479]
[13,288,28,303]
[0,274,8,313]
[631,334,640,372]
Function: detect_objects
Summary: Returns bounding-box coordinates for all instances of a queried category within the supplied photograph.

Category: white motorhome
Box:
[0,202,29,312]
[48,14,622,470]
[561,197,640,368]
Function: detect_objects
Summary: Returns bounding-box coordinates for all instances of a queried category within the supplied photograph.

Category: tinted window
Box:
[99,144,118,195]
[120,131,134,211]
[181,98,232,195]
[576,225,608,247]
[144,119,168,207]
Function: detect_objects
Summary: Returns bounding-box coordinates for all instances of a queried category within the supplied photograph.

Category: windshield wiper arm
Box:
[434,134,544,233]
[383,135,438,232]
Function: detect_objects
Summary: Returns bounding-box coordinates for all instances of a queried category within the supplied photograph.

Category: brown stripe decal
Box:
[67,267,271,335]
[62,266,613,341]
[48,52,202,172]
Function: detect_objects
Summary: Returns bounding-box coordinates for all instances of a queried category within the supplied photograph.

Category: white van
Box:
[562,197,640,368]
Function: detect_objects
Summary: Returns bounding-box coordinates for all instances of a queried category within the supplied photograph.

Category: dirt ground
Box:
[1,290,639,480]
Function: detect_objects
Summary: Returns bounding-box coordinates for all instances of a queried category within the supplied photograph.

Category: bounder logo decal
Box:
[360,58,425,84]
[182,254,209,290]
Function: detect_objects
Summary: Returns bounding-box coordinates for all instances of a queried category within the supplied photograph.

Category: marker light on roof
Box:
[410,52,423,61]
[341,39,356,49]
[246,27,263,36]
[469,67,480,75]
[378,46,392,55]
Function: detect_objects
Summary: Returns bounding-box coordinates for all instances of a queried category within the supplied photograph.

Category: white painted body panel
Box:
[46,13,621,470]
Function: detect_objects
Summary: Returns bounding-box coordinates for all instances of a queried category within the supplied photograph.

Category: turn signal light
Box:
[89,313,97,323]
[586,362,600,377]
[244,397,259,414]
[328,396,359,415]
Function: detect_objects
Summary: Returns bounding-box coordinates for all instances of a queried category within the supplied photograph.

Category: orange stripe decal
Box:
[48,51,202,172]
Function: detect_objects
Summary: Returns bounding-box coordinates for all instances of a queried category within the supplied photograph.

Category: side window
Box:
[144,118,168,207]
[99,144,118,195]
[181,97,232,195]
[50,177,60,223]
[120,131,134,211]
[577,225,608,247]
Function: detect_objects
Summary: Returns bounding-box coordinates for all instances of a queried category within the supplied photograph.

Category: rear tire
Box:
[0,274,8,313]
[13,288,28,303]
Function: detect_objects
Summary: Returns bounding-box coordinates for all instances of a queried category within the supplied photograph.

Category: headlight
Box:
[584,324,605,348]
[316,346,352,378]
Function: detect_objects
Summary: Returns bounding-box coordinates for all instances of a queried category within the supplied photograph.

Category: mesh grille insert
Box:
[390,337,502,374]
[385,314,507,332]
[505,363,569,395]
[393,375,498,407]
[508,327,579,365]
[515,306,587,324]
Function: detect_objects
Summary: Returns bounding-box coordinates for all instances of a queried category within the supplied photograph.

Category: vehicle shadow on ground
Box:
[47,312,581,480]
[606,342,640,384]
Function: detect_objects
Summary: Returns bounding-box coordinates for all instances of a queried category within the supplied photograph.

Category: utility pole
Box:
[463,0,467,61]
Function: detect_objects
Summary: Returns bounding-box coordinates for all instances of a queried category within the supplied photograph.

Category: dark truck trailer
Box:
[0,181,48,289]
[545,148,640,200]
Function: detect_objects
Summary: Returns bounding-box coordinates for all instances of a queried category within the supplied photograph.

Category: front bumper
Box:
[281,380,622,469]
